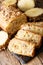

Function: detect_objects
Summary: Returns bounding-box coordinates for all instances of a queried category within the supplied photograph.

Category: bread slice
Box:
[21,23,43,36]
[25,8,43,21]
[32,22,43,27]
[15,29,42,48]
[0,31,9,50]
[8,38,35,57]
[27,22,43,27]
[0,6,27,35]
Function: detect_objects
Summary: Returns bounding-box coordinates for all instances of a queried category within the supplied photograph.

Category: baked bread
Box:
[0,31,9,50]
[0,5,27,35]
[15,29,42,48]
[27,22,43,27]
[25,8,43,21]
[31,22,43,27]
[8,38,35,57]
[21,23,43,36]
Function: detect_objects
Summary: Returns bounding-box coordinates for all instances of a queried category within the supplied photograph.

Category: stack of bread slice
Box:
[8,22,43,57]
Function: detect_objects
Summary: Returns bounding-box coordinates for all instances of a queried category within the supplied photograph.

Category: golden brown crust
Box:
[0,6,27,35]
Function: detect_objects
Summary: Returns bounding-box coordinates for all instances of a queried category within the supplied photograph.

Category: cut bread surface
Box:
[30,22,43,27]
[21,23,43,36]
[8,38,35,57]
[15,29,42,48]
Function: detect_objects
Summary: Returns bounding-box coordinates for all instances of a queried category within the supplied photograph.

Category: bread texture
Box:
[0,5,27,35]
[21,23,43,36]
[0,31,9,50]
[27,22,43,27]
[31,22,43,27]
[15,29,42,48]
[8,38,35,57]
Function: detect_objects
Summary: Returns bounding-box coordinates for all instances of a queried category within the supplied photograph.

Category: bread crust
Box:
[0,5,27,35]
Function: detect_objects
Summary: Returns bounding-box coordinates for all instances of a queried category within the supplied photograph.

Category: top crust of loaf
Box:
[0,5,27,34]
[0,5,22,24]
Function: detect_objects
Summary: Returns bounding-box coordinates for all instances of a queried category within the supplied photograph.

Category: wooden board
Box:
[0,47,43,65]
[0,50,21,65]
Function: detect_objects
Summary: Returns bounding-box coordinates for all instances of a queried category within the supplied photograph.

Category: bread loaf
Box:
[0,5,27,35]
